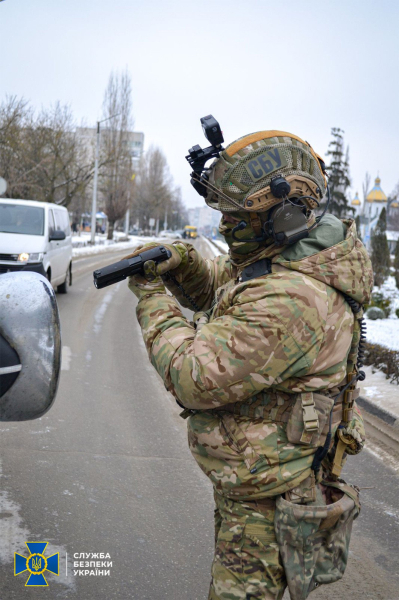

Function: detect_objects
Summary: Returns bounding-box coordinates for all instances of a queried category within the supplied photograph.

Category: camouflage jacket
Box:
[135,216,373,498]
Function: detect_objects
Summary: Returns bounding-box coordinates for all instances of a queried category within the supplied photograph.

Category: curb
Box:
[205,237,227,255]
[357,395,399,427]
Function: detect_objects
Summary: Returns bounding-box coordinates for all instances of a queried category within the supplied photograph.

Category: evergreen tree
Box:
[393,237,399,289]
[325,128,352,218]
[371,207,391,286]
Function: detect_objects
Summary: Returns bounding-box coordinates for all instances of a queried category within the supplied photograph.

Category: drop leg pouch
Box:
[274,479,360,600]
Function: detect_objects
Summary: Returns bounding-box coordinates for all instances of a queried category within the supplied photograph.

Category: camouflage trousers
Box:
[208,492,286,600]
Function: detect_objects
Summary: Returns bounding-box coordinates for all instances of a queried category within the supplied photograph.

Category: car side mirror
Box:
[49,230,66,241]
[0,272,61,421]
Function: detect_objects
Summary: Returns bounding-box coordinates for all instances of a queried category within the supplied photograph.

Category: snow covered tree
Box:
[325,128,352,218]
[371,207,391,286]
[393,237,399,290]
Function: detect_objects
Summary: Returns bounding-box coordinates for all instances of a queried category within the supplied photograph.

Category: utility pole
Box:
[124,173,136,236]
[90,113,120,245]
[90,122,100,245]
[124,207,130,236]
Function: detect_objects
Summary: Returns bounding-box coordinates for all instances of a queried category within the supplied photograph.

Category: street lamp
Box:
[90,113,120,245]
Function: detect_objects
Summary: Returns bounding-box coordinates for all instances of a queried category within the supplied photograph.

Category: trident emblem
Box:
[15,542,59,587]
[32,556,42,571]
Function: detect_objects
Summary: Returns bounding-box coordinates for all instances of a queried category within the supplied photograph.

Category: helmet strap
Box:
[249,212,263,237]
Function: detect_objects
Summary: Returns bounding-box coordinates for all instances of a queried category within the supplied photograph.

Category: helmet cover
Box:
[205,130,326,213]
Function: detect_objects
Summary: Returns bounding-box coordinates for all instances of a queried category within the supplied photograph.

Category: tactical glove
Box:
[123,242,187,276]
[340,403,366,455]
[128,260,166,301]
[338,424,365,455]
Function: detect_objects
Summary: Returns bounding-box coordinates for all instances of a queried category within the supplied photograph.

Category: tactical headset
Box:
[186,116,330,246]
[231,176,331,246]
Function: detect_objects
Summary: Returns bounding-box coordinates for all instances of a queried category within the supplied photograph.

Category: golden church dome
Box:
[366,176,387,203]
[351,192,361,206]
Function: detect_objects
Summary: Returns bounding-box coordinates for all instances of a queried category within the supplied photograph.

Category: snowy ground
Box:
[72,232,165,258]
[373,274,399,319]
[364,318,399,351]
[362,276,399,416]
[364,276,399,350]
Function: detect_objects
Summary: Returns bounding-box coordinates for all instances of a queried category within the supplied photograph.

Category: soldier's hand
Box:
[123,242,187,279]
[127,260,166,301]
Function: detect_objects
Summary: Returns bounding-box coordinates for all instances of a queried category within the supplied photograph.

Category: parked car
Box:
[0,199,72,293]
[129,227,144,236]
[159,230,183,239]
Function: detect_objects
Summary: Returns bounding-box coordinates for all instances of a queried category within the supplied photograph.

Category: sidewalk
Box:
[358,366,399,426]
[72,233,165,259]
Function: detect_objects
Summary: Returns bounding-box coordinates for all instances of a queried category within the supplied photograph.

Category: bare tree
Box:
[133,147,189,233]
[362,171,371,209]
[0,96,94,206]
[168,187,188,230]
[0,96,33,195]
[100,70,134,239]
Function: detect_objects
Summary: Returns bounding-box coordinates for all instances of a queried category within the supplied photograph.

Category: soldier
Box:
[126,129,373,599]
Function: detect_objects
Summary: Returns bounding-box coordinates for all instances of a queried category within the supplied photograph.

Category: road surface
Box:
[0,238,398,600]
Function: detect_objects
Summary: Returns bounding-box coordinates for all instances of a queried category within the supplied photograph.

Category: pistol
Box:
[93,246,171,289]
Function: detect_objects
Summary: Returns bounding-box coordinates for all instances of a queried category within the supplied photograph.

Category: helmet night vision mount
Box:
[186,115,224,197]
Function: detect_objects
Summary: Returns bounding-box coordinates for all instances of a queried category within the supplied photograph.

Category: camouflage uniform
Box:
[131,212,373,599]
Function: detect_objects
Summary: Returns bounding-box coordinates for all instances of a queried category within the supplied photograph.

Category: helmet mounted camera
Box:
[186,115,224,197]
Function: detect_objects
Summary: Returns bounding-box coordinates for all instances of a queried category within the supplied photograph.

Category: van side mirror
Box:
[49,230,66,241]
[0,272,61,421]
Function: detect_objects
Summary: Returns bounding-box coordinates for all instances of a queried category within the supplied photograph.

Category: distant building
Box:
[358,176,388,249]
[365,176,387,217]
[187,205,220,235]
[76,127,144,172]
[386,230,399,253]
[74,127,144,220]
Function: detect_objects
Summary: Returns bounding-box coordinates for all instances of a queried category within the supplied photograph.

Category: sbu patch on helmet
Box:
[245,149,287,183]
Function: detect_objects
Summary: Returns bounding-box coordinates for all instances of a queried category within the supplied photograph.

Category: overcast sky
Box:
[1,0,399,209]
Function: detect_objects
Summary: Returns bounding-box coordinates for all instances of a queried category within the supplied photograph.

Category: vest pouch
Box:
[286,392,334,446]
[274,479,360,600]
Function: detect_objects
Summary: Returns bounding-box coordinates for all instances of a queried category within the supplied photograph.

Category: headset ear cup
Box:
[269,203,309,246]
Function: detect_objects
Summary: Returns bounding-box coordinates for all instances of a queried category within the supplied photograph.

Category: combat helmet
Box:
[204,130,327,214]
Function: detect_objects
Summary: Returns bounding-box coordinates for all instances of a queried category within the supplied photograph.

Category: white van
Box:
[0,199,72,293]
